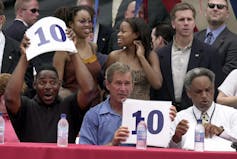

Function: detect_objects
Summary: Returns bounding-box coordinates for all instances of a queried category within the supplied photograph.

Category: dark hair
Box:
[36,65,59,79]
[170,2,196,21]
[154,22,174,44]
[0,1,4,15]
[123,17,151,59]
[53,6,70,27]
[68,5,94,24]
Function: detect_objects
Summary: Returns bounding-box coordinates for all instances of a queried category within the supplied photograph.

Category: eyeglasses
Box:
[23,8,40,14]
[208,3,227,10]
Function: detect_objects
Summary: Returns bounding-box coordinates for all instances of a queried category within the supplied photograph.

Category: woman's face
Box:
[117,21,138,47]
[70,10,93,39]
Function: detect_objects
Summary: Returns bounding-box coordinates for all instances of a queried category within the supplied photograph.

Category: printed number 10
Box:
[132,110,164,135]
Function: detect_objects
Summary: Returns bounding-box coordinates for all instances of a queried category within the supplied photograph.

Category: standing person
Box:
[170,67,237,150]
[4,35,97,143]
[5,0,39,42]
[79,62,176,145]
[106,17,162,100]
[53,6,102,106]
[151,2,224,111]
[196,0,237,76]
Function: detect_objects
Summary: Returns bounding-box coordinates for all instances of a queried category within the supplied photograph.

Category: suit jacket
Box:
[5,20,27,42]
[1,35,21,73]
[97,24,113,55]
[195,27,237,76]
[150,37,224,111]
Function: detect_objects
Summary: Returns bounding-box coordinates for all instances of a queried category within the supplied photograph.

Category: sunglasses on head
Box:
[208,3,227,9]
[29,8,40,13]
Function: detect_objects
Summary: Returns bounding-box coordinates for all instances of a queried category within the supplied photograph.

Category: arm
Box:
[217,91,237,108]
[53,51,68,81]
[4,36,29,114]
[70,53,96,109]
[134,41,163,89]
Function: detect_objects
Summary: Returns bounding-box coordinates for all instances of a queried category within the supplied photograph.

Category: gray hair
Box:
[184,67,215,90]
[105,62,133,83]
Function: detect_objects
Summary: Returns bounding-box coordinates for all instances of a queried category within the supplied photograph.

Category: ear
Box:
[171,20,175,29]
[186,89,192,99]
[105,80,110,91]
[33,80,37,90]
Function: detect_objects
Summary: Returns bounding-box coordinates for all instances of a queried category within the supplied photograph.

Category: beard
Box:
[207,18,225,27]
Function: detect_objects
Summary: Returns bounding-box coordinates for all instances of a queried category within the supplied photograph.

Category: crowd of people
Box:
[0,0,237,151]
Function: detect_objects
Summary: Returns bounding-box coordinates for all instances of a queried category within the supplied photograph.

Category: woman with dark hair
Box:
[105,17,162,100]
[53,5,102,106]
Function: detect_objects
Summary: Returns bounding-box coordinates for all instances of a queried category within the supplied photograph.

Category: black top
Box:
[8,93,87,143]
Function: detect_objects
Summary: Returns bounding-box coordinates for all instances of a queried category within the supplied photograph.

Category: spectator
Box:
[77,0,113,55]
[217,69,237,108]
[170,67,237,150]
[151,22,174,51]
[106,17,162,100]
[0,73,26,142]
[79,62,176,145]
[4,35,97,143]
[195,0,237,76]
[150,2,224,111]
[53,6,102,106]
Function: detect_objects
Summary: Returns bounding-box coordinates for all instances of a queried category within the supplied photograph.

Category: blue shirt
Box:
[79,97,122,145]
[205,25,226,45]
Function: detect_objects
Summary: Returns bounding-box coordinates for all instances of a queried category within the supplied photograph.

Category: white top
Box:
[0,31,6,72]
[112,0,123,27]
[171,40,191,102]
[218,69,237,96]
[170,102,237,150]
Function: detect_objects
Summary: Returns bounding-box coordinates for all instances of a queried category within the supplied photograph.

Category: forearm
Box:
[217,94,237,108]
[5,54,28,114]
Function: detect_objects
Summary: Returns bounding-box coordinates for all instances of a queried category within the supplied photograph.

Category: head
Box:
[184,68,215,112]
[151,22,174,50]
[206,0,229,29]
[68,5,94,39]
[170,2,196,38]
[0,73,27,113]
[77,0,94,8]
[0,1,6,30]
[118,17,151,58]
[53,7,70,27]
[105,62,133,105]
[34,65,61,105]
[15,0,39,26]
[125,1,144,19]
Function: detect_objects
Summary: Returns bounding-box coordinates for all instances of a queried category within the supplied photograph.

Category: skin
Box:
[125,1,144,19]
[172,76,224,143]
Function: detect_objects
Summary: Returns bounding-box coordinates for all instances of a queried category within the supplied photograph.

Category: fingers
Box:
[203,123,222,138]
[112,127,129,146]
[169,106,177,121]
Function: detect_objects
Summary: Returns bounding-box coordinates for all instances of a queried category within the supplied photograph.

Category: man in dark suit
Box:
[150,2,224,112]
[195,0,237,76]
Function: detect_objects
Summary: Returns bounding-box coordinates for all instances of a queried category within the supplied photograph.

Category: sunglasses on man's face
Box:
[30,8,40,14]
[208,3,227,10]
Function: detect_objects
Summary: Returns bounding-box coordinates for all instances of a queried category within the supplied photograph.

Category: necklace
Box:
[192,103,216,123]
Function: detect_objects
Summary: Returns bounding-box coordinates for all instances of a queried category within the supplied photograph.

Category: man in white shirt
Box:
[170,67,237,150]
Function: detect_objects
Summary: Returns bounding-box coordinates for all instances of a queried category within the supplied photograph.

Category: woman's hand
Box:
[66,28,77,46]
[134,40,145,57]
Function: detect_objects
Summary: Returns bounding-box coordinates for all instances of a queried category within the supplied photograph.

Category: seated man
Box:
[170,67,237,150]
[4,36,97,143]
[79,62,176,145]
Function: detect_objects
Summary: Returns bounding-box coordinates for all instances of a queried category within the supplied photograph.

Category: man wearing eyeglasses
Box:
[196,0,237,77]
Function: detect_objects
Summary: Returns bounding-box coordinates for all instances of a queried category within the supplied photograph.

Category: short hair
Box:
[154,22,174,43]
[0,1,4,15]
[170,2,196,21]
[0,73,27,96]
[35,65,59,79]
[105,62,133,83]
[184,67,215,90]
[14,0,33,12]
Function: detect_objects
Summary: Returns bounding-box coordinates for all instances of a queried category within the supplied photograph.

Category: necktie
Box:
[205,32,213,45]
[201,112,209,124]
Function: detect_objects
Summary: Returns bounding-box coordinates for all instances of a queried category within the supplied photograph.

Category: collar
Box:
[99,96,121,117]
[173,36,193,52]
[15,18,28,27]
[193,102,215,119]
[206,25,226,40]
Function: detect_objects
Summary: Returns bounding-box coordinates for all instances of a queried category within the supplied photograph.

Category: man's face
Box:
[21,0,39,26]
[34,70,61,105]
[187,76,214,112]
[171,9,195,38]
[106,71,133,105]
[206,0,229,27]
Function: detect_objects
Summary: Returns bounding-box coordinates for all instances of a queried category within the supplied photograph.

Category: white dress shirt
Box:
[0,31,6,72]
[170,102,237,150]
